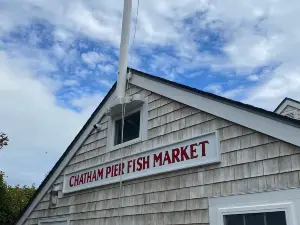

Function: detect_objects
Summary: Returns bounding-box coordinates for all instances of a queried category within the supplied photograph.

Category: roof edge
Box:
[130,68,300,129]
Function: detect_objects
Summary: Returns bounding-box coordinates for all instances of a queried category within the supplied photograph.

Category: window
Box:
[114,110,140,145]
[208,189,298,225]
[107,102,148,151]
[224,211,287,225]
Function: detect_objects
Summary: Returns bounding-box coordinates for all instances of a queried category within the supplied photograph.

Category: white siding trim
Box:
[16,92,117,225]
[209,189,300,225]
[38,217,70,225]
[130,74,300,147]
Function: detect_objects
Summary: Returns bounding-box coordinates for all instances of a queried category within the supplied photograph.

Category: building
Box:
[16,69,300,225]
[275,98,300,120]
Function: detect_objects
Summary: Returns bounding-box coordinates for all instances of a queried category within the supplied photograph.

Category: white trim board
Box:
[38,217,70,225]
[130,73,300,147]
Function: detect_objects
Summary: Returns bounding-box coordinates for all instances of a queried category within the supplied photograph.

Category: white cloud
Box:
[0,51,103,186]
[0,0,210,52]
[204,84,245,100]
[247,75,259,82]
[81,51,105,68]
[223,34,277,69]
[204,84,222,95]
[75,68,92,78]
[99,79,114,88]
[64,79,79,86]
[98,64,116,74]
[71,93,104,112]
[53,44,67,59]
[201,0,300,108]
[222,86,245,99]
[245,65,300,110]
[53,28,74,43]
[0,0,123,46]
[203,0,300,109]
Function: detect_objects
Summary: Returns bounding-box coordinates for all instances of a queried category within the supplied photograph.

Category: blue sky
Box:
[1,0,300,186]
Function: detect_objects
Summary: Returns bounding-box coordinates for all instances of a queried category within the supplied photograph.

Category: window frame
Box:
[209,190,298,225]
[113,107,142,146]
[221,202,291,225]
[107,102,148,151]
[113,109,141,146]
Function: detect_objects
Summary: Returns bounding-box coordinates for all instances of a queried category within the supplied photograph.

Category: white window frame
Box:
[38,217,70,225]
[220,202,292,225]
[209,189,299,225]
[107,102,148,151]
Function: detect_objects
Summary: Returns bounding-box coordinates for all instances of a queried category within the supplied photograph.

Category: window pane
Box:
[266,211,287,225]
[115,111,140,145]
[224,214,244,225]
[245,213,264,225]
[115,117,122,145]
[224,211,287,225]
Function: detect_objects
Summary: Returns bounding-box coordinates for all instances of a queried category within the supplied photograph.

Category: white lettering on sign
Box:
[63,132,220,193]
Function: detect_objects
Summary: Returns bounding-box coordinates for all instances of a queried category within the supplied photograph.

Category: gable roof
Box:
[131,68,300,147]
[274,97,300,114]
[132,69,300,128]
[16,68,300,225]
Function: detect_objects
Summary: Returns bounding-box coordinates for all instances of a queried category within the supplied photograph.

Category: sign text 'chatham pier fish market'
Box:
[63,132,220,193]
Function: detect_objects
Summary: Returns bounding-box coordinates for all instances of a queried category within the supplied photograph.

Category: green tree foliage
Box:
[0,133,9,150]
[0,171,36,225]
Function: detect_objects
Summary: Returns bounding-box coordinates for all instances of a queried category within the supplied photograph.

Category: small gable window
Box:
[107,100,148,151]
[114,110,140,145]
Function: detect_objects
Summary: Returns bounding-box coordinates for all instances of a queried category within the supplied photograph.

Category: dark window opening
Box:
[114,111,140,145]
[224,211,287,225]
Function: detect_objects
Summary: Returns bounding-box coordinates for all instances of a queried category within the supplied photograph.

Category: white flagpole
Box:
[116,0,132,100]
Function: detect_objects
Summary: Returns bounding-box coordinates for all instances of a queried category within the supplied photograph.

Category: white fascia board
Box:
[130,74,300,147]
[275,99,300,114]
[16,92,116,225]
[209,188,300,206]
